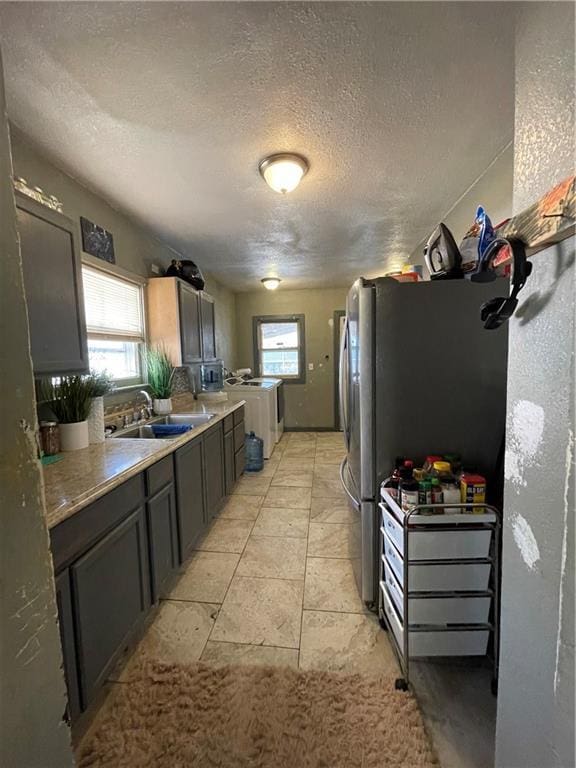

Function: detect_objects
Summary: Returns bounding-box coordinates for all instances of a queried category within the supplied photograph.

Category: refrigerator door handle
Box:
[339,316,350,450]
[339,457,360,511]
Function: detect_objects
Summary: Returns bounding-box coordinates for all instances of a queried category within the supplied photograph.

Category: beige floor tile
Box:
[219,495,263,520]
[251,506,310,538]
[277,456,316,470]
[284,444,316,458]
[271,469,314,488]
[254,462,278,478]
[237,535,307,580]
[310,497,356,524]
[118,601,219,680]
[304,557,365,613]
[308,522,355,558]
[311,477,348,498]
[286,431,317,442]
[195,518,254,553]
[299,610,399,676]
[314,448,345,464]
[313,464,341,482]
[263,486,312,509]
[210,576,304,648]
[168,551,240,603]
[232,475,272,495]
[201,640,299,669]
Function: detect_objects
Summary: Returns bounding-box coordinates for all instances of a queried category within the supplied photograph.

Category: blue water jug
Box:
[245,431,264,472]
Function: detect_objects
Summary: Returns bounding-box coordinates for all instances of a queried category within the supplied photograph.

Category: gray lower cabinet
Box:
[235,444,246,478]
[147,482,178,601]
[71,506,151,709]
[204,422,225,518]
[54,570,81,723]
[174,436,205,561]
[15,192,88,375]
[224,429,235,496]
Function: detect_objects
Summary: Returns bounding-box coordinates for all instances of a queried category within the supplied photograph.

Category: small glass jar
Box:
[40,421,60,456]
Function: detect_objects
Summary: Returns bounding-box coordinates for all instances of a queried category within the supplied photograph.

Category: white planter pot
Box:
[59,421,89,452]
[87,396,105,444]
[153,398,173,415]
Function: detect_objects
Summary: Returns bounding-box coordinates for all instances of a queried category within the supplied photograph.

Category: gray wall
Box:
[410,142,514,270]
[235,288,347,429]
[0,52,74,768]
[495,4,575,767]
[10,127,237,369]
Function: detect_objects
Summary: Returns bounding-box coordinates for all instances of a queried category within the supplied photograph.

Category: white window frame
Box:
[81,257,147,389]
[253,314,306,384]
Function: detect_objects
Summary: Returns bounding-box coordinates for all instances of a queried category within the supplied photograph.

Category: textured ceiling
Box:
[0,2,516,290]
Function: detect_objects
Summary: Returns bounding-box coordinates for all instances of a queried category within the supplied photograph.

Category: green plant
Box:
[40,376,93,424]
[142,346,175,399]
[86,370,114,398]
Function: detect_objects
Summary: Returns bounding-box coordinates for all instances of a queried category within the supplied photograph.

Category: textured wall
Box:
[495,4,575,767]
[10,127,237,369]
[0,52,74,768]
[410,143,513,271]
[235,288,347,429]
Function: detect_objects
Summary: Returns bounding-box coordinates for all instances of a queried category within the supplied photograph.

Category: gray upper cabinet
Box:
[15,193,89,375]
[179,282,202,364]
[199,292,216,361]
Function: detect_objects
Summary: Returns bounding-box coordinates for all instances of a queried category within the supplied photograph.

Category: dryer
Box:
[249,377,284,443]
[223,377,276,459]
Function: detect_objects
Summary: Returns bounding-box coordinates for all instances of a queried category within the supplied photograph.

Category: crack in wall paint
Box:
[554,427,574,694]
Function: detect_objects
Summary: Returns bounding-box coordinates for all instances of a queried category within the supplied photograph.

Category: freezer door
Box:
[345,281,365,494]
[340,457,376,605]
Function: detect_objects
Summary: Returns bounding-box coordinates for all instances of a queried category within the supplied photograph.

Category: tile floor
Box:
[95,430,495,768]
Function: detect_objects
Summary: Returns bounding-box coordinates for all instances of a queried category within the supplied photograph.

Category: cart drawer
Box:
[381,504,492,561]
[383,561,491,625]
[381,584,490,657]
[383,532,491,592]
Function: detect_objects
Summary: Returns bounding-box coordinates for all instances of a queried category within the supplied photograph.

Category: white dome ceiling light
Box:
[261,277,282,290]
[259,153,309,194]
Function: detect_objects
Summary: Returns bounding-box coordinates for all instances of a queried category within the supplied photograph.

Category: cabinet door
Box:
[54,570,81,722]
[204,423,225,519]
[178,283,202,364]
[147,483,178,601]
[71,507,150,709]
[235,445,246,480]
[224,429,235,496]
[199,293,216,361]
[174,438,205,561]
[16,194,88,374]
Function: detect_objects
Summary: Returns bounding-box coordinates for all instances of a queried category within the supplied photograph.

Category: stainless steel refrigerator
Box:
[339,276,509,607]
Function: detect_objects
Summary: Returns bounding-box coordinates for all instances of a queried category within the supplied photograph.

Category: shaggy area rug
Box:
[78,661,438,767]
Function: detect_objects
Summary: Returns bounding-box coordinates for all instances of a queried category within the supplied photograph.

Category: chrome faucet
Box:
[136,390,153,420]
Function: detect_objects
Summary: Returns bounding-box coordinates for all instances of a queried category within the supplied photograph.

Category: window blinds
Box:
[82,266,144,341]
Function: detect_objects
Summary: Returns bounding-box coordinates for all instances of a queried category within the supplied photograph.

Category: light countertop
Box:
[43,394,244,530]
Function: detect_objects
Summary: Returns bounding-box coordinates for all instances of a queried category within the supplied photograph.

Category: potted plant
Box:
[143,346,175,415]
[41,376,93,451]
[86,371,114,444]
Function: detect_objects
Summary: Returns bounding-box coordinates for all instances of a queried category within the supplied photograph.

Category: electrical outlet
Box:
[308,362,314,371]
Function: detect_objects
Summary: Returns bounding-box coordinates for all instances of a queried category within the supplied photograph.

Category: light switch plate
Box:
[308,363,314,371]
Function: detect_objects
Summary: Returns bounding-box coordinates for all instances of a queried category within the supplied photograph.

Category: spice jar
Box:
[40,421,60,456]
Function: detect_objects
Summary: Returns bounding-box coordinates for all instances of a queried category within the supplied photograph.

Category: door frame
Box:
[333,309,346,430]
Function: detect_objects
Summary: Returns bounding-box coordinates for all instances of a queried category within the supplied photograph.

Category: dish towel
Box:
[151,424,193,437]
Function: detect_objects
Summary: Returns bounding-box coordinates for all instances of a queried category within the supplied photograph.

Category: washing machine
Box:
[223,377,276,459]
[249,377,284,443]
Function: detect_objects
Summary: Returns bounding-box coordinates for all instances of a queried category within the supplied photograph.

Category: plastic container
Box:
[423,455,443,474]
[418,480,432,514]
[244,431,264,472]
[431,461,454,482]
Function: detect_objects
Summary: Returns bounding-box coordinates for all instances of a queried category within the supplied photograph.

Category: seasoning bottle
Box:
[430,477,443,510]
[399,465,419,514]
[382,458,404,503]
[39,421,60,456]
[423,455,443,474]
[418,479,432,514]
[444,453,463,480]
[432,462,460,512]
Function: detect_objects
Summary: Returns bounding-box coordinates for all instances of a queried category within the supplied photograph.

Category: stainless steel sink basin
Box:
[110,412,216,439]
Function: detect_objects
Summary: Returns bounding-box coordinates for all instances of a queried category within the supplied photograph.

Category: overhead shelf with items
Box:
[378,487,501,695]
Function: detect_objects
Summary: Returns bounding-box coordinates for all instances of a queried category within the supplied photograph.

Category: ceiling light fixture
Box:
[261,277,281,290]
[259,153,309,194]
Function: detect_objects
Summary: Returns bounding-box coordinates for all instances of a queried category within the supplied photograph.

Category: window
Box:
[82,265,145,385]
[253,315,305,383]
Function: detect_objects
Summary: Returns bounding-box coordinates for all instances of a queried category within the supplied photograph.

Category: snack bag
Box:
[459,206,495,273]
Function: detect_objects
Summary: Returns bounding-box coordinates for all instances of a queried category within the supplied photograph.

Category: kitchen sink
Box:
[111,412,216,439]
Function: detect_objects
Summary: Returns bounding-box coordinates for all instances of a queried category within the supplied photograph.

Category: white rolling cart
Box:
[378,487,501,694]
